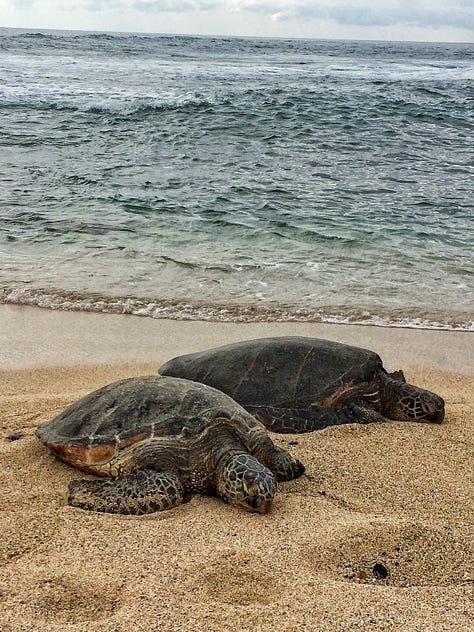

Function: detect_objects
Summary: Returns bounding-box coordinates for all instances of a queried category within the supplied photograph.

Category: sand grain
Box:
[0,309,473,631]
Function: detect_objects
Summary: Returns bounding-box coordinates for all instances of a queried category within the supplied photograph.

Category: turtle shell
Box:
[159,337,384,409]
[35,375,255,471]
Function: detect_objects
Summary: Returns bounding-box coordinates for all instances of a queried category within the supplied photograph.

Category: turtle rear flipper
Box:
[253,404,385,433]
[68,468,184,515]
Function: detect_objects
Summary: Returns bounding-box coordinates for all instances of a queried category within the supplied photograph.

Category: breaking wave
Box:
[1,31,472,335]
[1,285,472,331]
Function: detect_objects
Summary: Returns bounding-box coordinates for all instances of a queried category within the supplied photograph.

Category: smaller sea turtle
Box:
[35,376,304,515]
[159,337,445,433]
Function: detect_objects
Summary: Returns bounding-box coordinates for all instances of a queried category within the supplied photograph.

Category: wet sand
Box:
[1,305,473,631]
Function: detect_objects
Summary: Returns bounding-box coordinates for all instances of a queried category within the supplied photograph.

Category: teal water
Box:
[1,30,473,329]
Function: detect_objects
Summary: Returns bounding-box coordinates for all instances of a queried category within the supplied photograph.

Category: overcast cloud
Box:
[1,0,473,41]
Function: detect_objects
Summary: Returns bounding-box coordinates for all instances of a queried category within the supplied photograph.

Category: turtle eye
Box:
[243,478,259,497]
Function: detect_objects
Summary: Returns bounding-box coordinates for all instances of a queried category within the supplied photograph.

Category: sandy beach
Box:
[1,305,473,631]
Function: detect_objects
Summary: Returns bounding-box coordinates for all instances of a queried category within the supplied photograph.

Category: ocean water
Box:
[1,29,473,330]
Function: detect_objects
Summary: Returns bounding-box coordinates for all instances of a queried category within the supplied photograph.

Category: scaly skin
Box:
[68,469,184,515]
[36,376,306,515]
[158,337,446,432]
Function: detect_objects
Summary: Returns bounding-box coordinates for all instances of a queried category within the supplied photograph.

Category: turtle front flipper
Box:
[68,468,185,514]
[259,444,305,481]
[253,404,385,433]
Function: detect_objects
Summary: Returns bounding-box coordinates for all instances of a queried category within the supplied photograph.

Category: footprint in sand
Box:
[5,572,122,624]
[311,521,474,588]
[199,550,285,605]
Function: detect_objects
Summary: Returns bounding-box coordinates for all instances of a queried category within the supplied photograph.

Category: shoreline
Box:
[2,286,472,333]
[1,303,473,373]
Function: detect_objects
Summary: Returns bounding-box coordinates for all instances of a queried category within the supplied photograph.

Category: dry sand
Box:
[0,305,473,631]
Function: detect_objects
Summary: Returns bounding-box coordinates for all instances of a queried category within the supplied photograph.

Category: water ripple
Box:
[0,31,472,329]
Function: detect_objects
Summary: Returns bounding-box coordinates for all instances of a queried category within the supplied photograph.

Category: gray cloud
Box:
[11,0,37,7]
[133,0,220,12]
[230,1,474,31]
[7,0,213,12]
[295,4,474,31]
[81,0,124,9]
[8,0,474,31]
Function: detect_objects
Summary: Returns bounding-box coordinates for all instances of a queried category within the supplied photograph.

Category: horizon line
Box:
[1,25,473,46]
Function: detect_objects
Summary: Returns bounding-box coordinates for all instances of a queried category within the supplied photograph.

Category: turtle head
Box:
[380,373,445,423]
[216,453,275,514]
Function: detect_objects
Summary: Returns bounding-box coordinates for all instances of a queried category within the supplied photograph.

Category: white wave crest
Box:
[1,285,472,331]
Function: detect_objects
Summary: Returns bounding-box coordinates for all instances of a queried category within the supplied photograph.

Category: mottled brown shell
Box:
[35,376,258,469]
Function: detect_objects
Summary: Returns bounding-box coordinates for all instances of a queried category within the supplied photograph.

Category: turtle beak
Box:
[421,393,445,423]
[424,400,445,423]
[252,496,273,514]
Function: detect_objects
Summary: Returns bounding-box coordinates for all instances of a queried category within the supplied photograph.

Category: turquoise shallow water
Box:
[0,30,473,329]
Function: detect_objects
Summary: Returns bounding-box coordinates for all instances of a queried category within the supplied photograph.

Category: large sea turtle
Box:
[35,375,304,514]
[159,337,445,433]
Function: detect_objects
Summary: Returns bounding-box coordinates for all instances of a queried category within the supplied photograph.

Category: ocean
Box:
[1,29,473,330]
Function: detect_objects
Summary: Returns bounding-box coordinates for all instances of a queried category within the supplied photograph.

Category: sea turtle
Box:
[159,337,445,433]
[35,375,304,515]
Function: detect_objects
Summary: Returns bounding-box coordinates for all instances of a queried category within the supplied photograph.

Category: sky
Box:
[0,0,473,42]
